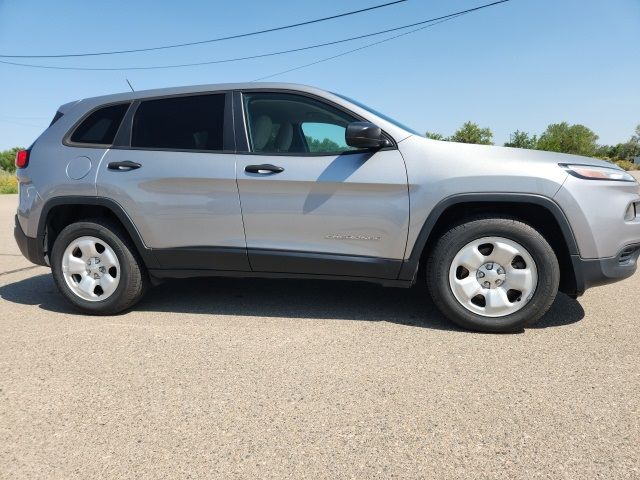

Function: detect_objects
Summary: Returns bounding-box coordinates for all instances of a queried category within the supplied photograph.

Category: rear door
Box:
[96,92,249,271]
[234,91,410,279]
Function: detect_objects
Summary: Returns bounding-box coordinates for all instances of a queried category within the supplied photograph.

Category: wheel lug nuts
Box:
[99,267,106,273]
[486,263,493,270]
[497,267,504,275]
[483,281,491,288]
[495,279,502,286]
[478,271,485,278]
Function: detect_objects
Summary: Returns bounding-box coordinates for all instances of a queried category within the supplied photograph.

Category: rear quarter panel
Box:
[16,99,105,237]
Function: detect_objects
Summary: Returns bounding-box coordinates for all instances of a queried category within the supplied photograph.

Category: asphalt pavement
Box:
[1,191,639,479]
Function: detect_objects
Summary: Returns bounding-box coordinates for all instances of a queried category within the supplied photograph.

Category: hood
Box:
[406,136,618,169]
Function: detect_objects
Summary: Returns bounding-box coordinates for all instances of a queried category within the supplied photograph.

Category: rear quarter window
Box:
[69,103,130,145]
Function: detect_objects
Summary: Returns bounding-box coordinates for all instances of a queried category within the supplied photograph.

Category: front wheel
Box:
[426,216,560,332]
[51,218,148,315]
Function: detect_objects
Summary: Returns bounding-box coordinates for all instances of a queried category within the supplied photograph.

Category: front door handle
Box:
[245,164,284,174]
[108,161,141,171]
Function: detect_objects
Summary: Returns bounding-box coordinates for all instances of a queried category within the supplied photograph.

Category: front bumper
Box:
[554,175,640,259]
[14,215,47,266]
[571,243,640,295]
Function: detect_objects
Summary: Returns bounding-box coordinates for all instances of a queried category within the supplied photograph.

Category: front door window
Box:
[242,92,363,155]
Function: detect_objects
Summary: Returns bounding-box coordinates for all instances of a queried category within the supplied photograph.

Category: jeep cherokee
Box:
[13,83,640,332]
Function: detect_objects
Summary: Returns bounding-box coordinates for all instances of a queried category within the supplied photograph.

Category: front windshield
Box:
[333,93,421,136]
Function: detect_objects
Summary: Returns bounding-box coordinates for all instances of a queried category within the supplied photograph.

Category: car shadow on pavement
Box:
[0,273,584,332]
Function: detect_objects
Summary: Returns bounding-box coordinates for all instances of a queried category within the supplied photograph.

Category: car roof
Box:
[80,82,329,104]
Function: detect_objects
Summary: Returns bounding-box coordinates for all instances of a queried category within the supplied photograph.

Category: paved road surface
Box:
[1,191,638,479]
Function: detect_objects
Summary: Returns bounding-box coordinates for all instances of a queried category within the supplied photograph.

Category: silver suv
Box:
[13,83,640,332]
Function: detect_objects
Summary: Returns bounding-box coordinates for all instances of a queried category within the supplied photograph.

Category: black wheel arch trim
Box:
[37,196,160,269]
[398,193,579,281]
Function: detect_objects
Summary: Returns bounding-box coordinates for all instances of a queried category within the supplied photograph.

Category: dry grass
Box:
[0,170,18,194]
[613,159,637,171]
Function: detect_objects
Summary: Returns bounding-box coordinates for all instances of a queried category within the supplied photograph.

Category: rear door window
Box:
[70,103,130,145]
[132,94,225,151]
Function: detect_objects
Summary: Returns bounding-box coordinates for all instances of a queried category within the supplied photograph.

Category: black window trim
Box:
[49,110,64,127]
[112,99,141,148]
[111,91,235,154]
[233,89,397,157]
[63,89,395,155]
[63,101,133,149]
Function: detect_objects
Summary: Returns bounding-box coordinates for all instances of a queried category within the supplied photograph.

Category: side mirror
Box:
[345,122,390,149]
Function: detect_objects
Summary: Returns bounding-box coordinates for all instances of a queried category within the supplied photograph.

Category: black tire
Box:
[51,218,148,315]
[426,216,560,333]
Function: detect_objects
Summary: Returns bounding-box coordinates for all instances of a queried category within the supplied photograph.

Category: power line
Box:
[0,115,49,120]
[252,14,468,82]
[0,1,510,72]
[0,119,46,128]
[0,0,407,59]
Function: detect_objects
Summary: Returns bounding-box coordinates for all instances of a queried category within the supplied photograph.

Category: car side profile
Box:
[13,83,640,332]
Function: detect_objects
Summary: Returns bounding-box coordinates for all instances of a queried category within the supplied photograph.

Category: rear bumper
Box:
[14,215,47,266]
[571,243,640,295]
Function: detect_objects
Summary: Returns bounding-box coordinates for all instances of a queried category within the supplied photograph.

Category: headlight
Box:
[561,164,636,182]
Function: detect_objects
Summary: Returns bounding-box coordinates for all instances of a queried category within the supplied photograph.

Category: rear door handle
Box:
[245,164,284,175]
[108,161,141,171]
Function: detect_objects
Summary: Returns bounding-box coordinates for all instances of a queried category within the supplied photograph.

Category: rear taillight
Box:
[15,149,29,169]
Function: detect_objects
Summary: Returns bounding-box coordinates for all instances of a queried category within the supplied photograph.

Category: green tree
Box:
[596,125,640,161]
[594,144,616,159]
[0,147,22,173]
[536,122,598,157]
[305,136,342,153]
[449,121,493,145]
[425,131,446,141]
[620,124,640,160]
[504,130,537,149]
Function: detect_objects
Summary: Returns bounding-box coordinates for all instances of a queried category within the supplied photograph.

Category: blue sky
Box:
[0,0,638,150]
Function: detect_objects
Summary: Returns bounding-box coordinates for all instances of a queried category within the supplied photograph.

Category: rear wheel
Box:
[426,216,559,332]
[51,219,147,315]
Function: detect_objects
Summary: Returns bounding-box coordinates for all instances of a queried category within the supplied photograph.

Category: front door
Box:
[234,91,409,279]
